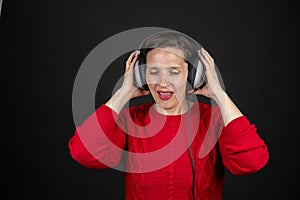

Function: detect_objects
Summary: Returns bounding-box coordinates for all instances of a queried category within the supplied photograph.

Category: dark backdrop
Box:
[1,0,299,199]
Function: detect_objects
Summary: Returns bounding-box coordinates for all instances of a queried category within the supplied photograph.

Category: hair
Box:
[140,31,200,64]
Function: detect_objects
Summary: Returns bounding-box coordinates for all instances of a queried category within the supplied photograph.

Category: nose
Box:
[159,72,170,87]
[159,82,169,87]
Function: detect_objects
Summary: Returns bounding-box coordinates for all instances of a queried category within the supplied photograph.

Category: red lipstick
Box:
[157,91,173,100]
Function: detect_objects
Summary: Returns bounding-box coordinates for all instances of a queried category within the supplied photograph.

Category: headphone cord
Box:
[188,94,196,200]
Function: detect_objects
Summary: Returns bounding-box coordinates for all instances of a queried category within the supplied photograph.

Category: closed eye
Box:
[149,70,159,75]
[170,69,180,75]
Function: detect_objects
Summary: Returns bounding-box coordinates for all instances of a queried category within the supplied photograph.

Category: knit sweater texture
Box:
[68,101,269,200]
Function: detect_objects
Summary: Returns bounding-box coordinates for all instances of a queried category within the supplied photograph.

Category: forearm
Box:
[213,90,243,126]
[105,88,135,114]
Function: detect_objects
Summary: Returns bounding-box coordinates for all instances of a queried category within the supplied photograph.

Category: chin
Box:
[155,98,179,110]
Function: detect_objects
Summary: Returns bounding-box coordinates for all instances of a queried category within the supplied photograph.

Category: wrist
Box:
[106,88,135,114]
[118,87,137,98]
[214,92,243,126]
[212,89,227,105]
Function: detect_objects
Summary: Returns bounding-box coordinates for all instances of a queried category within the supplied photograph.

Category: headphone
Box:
[133,30,206,91]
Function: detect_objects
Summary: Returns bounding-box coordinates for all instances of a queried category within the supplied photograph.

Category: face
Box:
[146,48,189,115]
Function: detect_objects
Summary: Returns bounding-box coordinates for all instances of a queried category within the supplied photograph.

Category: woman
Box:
[68,31,269,199]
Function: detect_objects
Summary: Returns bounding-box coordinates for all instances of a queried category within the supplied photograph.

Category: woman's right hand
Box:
[121,51,150,98]
[105,51,149,113]
[121,51,139,93]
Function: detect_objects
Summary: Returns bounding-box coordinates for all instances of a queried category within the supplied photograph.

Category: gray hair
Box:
[140,31,200,63]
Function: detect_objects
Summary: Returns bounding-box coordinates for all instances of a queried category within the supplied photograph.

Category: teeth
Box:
[158,92,172,95]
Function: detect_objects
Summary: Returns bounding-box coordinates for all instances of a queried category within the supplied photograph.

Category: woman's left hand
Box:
[188,48,225,100]
[189,48,243,126]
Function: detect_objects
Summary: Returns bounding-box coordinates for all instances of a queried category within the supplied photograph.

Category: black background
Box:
[1,0,299,199]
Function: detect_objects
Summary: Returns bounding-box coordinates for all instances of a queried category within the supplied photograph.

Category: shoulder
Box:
[118,96,154,124]
[128,102,153,117]
[191,95,222,127]
[191,95,220,114]
[127,95,155,118]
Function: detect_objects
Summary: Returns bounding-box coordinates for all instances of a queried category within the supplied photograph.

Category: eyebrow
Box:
[147,66,182,69]
[170,66,182,69]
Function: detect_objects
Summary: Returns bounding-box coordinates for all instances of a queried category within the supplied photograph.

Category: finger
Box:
[194,86,211,97]
[187,88,202,95]
[126,51,137,71]
[193,89,203,95]
[187,89,194,94]
[127,52,133,63]
[199,48,211,68]
[201,48,215,68]
[200,54,211,71]
[131,89,150,99]
[131,51,139,66]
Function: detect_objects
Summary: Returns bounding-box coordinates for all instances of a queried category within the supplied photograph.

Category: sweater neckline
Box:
[149,101,197,118]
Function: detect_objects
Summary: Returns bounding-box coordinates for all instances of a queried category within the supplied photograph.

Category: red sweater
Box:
[68,102,269,200]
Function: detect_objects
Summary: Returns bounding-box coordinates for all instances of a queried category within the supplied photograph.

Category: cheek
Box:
[147,83,157,93]
[173,74,188,89]
[174,81,187,92]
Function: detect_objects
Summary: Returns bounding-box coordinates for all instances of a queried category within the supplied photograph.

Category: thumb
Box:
[192,86,211,98]
[131,89,150,99]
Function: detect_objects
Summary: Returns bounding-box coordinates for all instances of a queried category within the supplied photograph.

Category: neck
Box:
[154,99,192,115]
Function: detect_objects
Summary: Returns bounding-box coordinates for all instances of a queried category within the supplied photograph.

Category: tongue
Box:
[159,92,173,100]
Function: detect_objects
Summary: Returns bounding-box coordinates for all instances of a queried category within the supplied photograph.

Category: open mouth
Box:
[157,91,174,100]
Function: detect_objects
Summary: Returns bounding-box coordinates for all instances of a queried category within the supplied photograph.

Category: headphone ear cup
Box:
[187,62,196,89]
[193,59,206,89]
[134,56,148,90]
[188,58,206,89]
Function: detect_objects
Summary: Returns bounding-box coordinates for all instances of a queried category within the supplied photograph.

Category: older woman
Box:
[68,31,269,200]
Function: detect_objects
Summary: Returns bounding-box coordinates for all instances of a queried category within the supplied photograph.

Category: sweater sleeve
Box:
[218,116,269,176]
[68,104,126,169]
